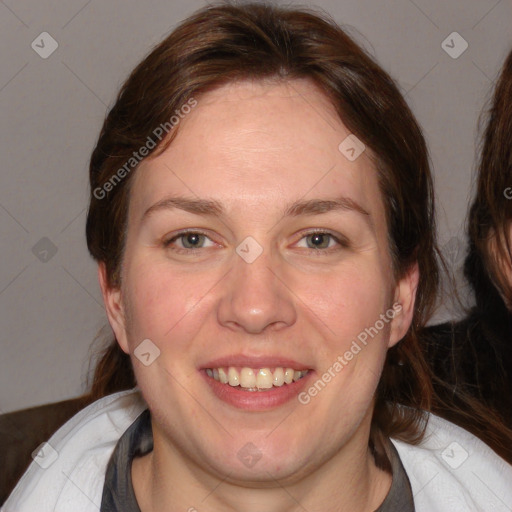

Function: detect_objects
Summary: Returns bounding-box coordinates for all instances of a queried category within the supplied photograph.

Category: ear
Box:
[388,261,419,348]
[98,262,129,354]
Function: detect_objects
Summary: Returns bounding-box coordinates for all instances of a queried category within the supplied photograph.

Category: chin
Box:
[199,433,315,484]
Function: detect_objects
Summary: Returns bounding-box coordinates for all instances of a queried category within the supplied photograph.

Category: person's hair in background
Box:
[468,49,512,307]
[86,2,438,454]
[423,48,512,460]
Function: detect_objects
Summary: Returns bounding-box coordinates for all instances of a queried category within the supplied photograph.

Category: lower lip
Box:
[201,370,314,411]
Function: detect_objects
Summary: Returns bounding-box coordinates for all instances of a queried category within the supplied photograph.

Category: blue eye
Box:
[296,231,344,251]
[163,232,214,251]
[178,233,206,249]
[304,233,334,249]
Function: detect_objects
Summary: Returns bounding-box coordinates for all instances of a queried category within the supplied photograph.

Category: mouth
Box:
[205,366,310,391]
[200,358,314,410]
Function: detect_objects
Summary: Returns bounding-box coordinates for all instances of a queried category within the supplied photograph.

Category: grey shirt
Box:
[100,409,414,511]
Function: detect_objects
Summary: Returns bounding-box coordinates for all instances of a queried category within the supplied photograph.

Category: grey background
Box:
[1,0,511,413]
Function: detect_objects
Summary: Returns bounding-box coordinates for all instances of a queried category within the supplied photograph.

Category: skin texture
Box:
[99,79,419,512]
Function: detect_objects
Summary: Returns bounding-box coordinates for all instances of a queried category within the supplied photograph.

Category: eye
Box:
[295,231,347,251]
[163,231,215,251]
[303,233,334,249]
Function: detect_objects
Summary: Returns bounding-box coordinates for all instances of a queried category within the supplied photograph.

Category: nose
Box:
[217,246,297,334]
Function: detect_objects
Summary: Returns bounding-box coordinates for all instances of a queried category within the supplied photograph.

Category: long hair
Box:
[86,2,438,445]
[421,49,512,463]
[467,50,512,307]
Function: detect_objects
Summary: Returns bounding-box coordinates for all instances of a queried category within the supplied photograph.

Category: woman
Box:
[4,3,512,511]
[424,50,512,439]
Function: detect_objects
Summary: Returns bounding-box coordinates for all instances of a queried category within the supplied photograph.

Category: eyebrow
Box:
[141,195,372,227]
[284,197,373,231]
[142,197,224,221]
[283,197,370,218]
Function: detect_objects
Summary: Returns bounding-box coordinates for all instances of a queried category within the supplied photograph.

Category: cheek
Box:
[122,259,219,350]
[313,263,393,401]
[294,259,392,344]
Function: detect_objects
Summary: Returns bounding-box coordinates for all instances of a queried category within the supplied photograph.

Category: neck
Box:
[132,420,392,512]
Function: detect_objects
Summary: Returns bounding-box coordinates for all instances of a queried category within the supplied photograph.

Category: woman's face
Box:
[101,79,417,483]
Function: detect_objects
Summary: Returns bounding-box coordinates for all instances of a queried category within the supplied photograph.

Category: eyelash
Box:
[162,229,214,254]
[296,230,350,254]
[162,229,349,255]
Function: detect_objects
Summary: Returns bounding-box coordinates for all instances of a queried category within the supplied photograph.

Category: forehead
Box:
[131,79,386,229]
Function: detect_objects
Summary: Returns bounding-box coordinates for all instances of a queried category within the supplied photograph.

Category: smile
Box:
[205,366,310,391]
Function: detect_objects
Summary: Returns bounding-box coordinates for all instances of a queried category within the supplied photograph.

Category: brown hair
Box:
[419,48,512,463]
[446,49,512,461]
[467,49,512,306]
[86,2,438,445]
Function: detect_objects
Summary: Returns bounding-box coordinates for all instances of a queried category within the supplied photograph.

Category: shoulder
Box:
[1,389,146,512]
[392,412,512,512]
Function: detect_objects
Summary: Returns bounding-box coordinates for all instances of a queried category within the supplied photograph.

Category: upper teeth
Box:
[206,367,309,390]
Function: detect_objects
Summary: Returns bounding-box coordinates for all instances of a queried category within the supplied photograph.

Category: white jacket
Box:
[3,389,512,511]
